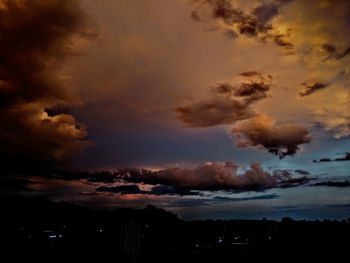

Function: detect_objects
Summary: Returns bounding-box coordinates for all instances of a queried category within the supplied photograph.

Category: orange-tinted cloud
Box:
[176,70,312,158]
[176,72,272,127]
[231,114,311,158]
[299,81,328,97]
[0,0,94,170]
[191,0,294,51]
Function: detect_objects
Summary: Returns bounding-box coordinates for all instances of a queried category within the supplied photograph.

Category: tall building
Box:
[121,220,143,260]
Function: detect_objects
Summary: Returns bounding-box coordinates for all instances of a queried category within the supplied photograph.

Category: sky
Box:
[0,0,349,220]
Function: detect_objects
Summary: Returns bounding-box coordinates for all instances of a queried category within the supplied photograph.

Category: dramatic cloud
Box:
[299,81,328,97]
[272,0,350,138]
[31,162,311,193]
[231,115,311,158]
[176,72,272,127]
[0,0,94,170]
[177,72,312,158]
[188,0,350,141]
[147,162,276,191]
[113,162,311,191]
[190,0,294,51]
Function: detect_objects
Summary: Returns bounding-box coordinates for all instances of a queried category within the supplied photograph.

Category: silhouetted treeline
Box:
[1,196,349,262]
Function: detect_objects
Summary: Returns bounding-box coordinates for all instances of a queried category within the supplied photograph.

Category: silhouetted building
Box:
[121,220,143,260]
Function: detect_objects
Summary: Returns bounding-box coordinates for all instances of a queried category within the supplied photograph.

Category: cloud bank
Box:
[111,162,311,191]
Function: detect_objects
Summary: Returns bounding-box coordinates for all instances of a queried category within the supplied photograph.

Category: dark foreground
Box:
[1,197,349,262]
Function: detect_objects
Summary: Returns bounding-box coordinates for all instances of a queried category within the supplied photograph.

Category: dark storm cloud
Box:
[176,72,272,127]
[96,184,200,196]
[231,115,312,159]
[311,181,350,188]
[313,152,350,163]
[190,0,294,50]
[96,185,145,195]
[299,81,328,97]
[44,104,71,117]
[0,0,94,171]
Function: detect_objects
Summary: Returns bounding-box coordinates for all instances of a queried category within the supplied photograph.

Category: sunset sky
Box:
[1,0,349,220]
